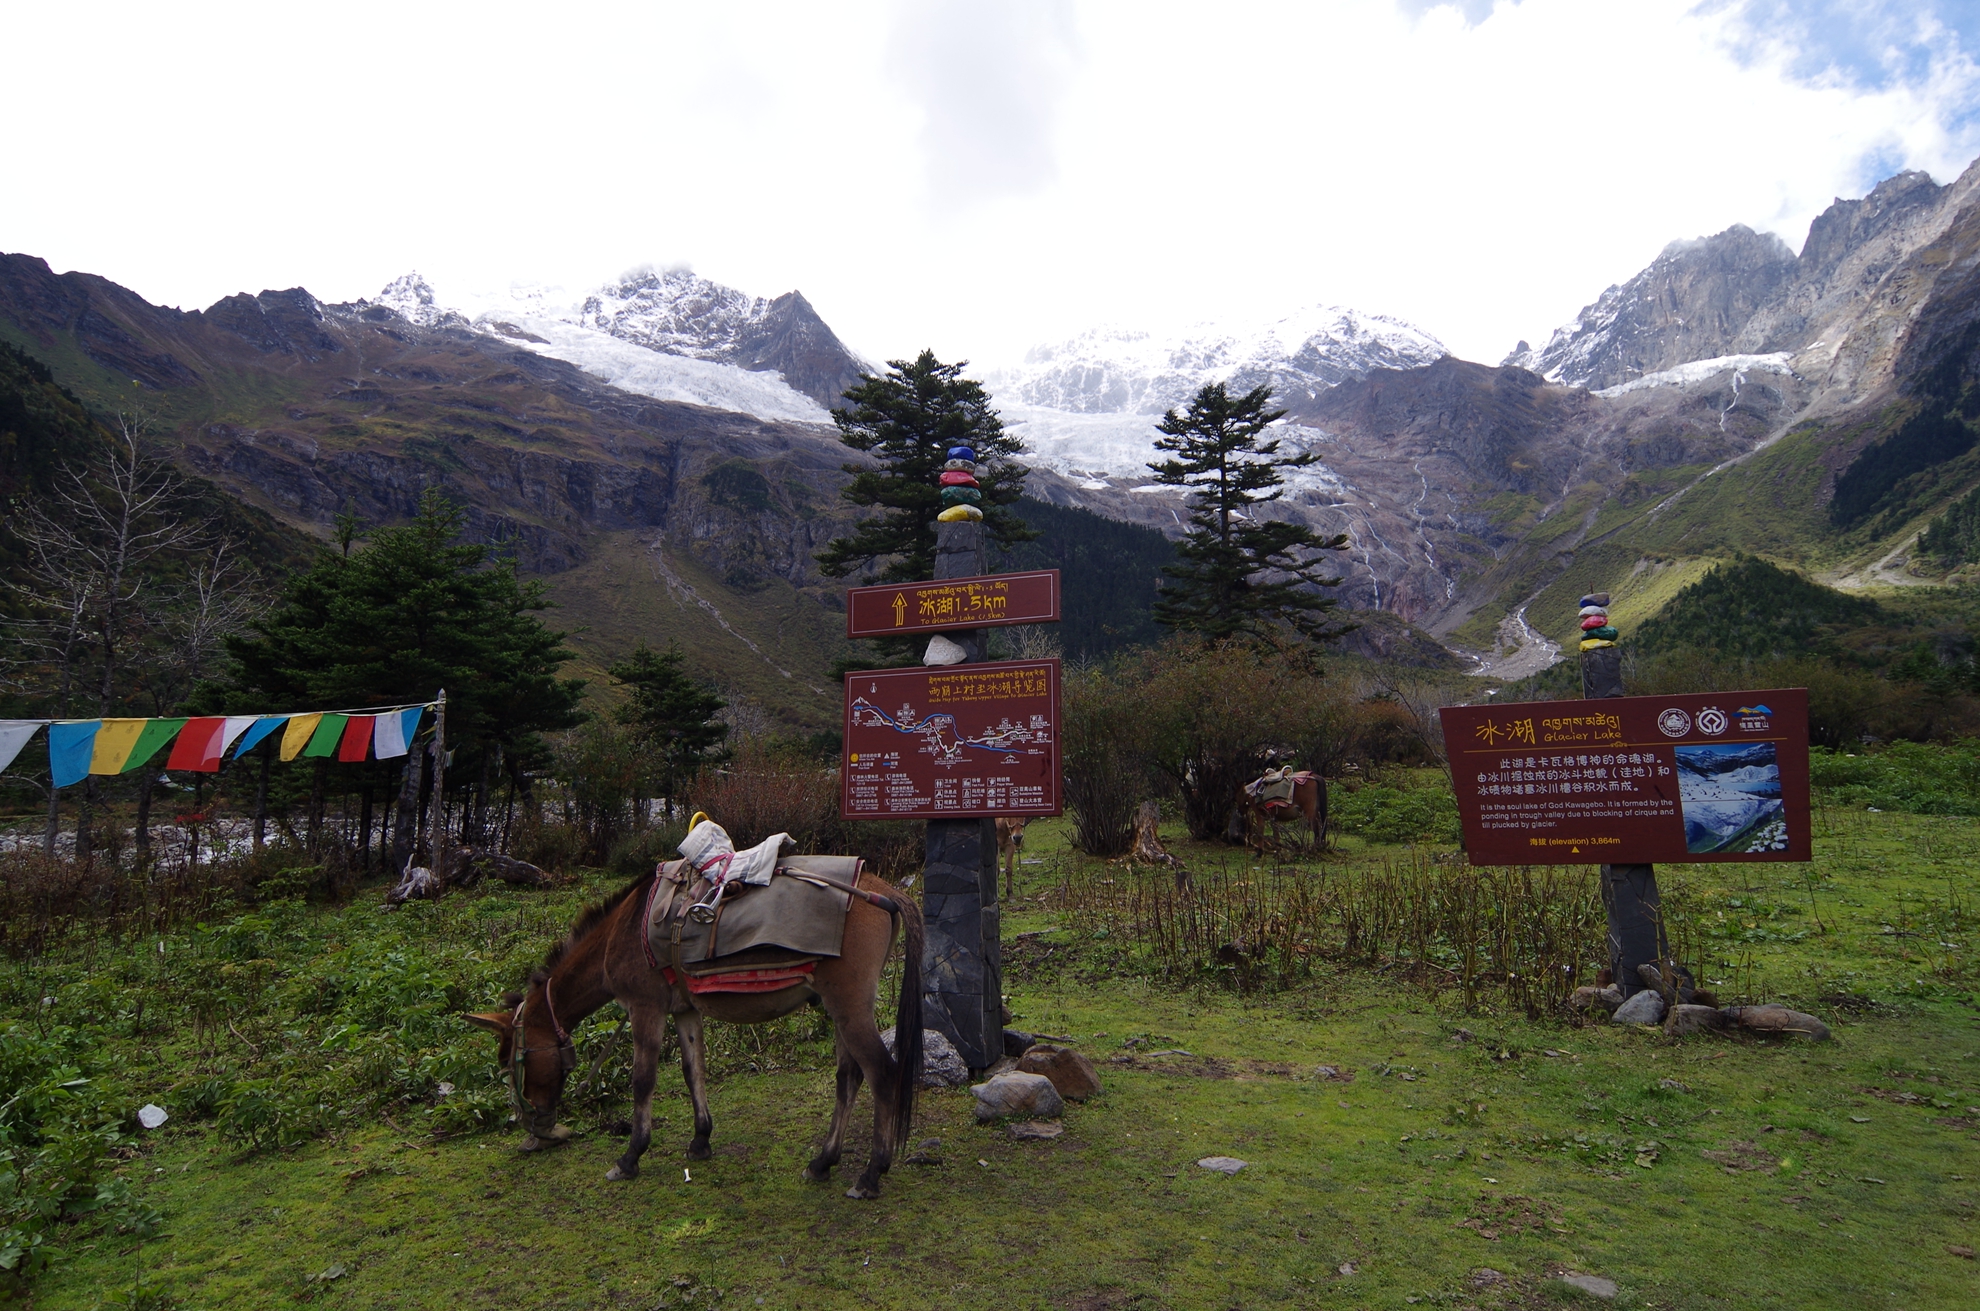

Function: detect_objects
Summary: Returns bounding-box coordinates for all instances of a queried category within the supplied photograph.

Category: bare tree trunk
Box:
[253,747,271,850]
[415,748,434,867]
[391,758,420,873]
[76,777,96,865]
[359,784,375,872]
[134,765,158,862]
[307,760,326,852]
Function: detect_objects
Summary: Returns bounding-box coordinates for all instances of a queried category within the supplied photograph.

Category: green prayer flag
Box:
[302,714,349,759]
[120,718,188,773]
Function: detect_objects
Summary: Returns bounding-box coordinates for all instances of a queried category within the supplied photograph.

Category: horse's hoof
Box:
[686,1143,712,1161]
[519,1135,542,1153]
[802,1165,830,1183]
[845,1182,880,1200]
[605,1164,635,1182]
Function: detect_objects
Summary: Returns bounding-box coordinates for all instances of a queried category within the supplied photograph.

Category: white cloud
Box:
[2,0,1977,375]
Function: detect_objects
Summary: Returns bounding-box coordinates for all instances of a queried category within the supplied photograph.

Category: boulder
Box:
[1612,989,1666,1025]
[1557,1274,1618,1299]
[1196,1156,1247,1174]
[971,1071,1065,1122]
[880,1027,971,1088]
[1667,1004,1731,1036]
[1569,985,1623,1013]
[1016,1044,1102,1101]
[1723,1005,1832,1041]
[1002,1028,1037,1058]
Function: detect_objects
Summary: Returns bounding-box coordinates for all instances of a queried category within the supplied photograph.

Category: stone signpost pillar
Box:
[919,520,1004,1071]
[1579,606,1667,997]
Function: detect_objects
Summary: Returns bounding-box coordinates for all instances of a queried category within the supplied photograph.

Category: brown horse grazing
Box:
[465,863,924,1199]
[1239,769,1327,853]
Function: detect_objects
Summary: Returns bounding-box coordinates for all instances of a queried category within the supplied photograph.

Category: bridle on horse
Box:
[506,975,578,1136]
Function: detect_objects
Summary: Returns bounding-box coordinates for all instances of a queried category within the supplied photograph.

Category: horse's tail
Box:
[890,892,924,1155]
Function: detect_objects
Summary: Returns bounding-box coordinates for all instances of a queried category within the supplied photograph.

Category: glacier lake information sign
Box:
[840,659,1062,819]
[1439,688,1811,866]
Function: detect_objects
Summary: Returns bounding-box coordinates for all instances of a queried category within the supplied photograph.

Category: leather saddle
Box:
[644,854,863,994]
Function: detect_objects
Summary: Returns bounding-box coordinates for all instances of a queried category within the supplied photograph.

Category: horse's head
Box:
[464,980,577,1150]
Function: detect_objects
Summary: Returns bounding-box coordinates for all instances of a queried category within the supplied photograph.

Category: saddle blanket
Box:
[648,854,860,970]
[1248,768,1314,813]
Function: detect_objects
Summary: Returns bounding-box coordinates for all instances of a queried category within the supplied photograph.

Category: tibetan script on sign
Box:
[841,659,1062,819]
[844,570,1060,639]
[1439,688,1811,866]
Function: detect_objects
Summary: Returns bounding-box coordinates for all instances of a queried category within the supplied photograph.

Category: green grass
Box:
[12,801,1980,1310]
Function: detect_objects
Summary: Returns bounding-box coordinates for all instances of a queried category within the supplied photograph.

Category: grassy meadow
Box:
[5,779,1979,1310]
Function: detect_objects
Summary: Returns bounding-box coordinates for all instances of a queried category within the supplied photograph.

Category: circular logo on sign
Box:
[1697,707,1728,735]
[1657,708,1692,737]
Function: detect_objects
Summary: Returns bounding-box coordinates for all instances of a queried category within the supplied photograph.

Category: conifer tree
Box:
[607,642,729,801]
[815,350,1034,584]
[1146,382,1348,642]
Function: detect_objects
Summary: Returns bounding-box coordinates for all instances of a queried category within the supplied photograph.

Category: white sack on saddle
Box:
[679,819,791,887]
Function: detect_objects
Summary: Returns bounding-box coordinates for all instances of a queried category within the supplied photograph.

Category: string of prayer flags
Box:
[0,721,42,776]
[3,700,432,787]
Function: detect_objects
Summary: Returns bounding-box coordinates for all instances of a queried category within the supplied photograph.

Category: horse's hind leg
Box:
[673,1010,715,1160]
[803,1035,864,1183]
[606,1003,667,1181]
[842,1024,898,1199]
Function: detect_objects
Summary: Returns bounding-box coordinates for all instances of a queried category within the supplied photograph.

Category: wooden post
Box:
[920,522,1004,1072]
[1581,642,1668,997]
[429,689,448,875]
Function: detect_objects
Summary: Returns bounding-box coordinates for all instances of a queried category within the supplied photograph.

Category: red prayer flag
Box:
[337,715,375,763]
[165,717,227,772]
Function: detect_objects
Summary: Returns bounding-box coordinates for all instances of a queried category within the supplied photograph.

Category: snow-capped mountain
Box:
[364,267,870,425]
[988,306,1446,482]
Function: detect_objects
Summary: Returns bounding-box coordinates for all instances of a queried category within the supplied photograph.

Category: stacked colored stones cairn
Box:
[936,445,983,522]
[1578,591,1617,651]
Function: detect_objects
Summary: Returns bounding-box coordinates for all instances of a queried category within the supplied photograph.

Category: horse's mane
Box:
[534,870,652,980]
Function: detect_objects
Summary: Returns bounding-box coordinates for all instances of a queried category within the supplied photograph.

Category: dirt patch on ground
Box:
[1452,1193,1568,1241]
[1701,1140,1780,1173]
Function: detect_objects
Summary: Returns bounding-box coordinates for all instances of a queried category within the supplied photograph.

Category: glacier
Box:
[364,272,833,426]
[988,305,1443,487]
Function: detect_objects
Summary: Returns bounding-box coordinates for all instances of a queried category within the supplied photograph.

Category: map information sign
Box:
[1439,688,1811,866]
[844,570,1060,639]
[841,659,1062,819]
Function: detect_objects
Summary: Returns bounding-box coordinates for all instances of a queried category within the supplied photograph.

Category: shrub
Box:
[1809,740,1980,814]
[1331,783,1460,845]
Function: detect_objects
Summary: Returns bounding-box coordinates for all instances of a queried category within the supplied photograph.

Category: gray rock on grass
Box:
[1557,1273,1618,1299]
[971,1071,1064,1122]
[1612,989,1666,1025]
[880,1027,970,1088]
[1196,1156,1247,1174]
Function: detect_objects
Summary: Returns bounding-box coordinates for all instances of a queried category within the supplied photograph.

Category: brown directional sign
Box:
[844,570,1060,639]
[1438,688,1811,866]
[841,659,1062,819]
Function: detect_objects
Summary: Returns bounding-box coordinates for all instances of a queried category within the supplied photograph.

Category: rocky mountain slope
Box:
[10,150,1980,700]
[0,252,876,727]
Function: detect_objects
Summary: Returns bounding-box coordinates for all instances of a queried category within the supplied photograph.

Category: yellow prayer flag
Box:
[281,713,324,761]
[89,719,150,775]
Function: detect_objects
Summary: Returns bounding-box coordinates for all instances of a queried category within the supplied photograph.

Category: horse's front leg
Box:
[673,1008,715,1160]
[605,1003,668,1181]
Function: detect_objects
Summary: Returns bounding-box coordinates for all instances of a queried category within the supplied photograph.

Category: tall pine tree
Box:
[607,642,729,802]
[815,350,1034,584]
[1147,382,1348,642]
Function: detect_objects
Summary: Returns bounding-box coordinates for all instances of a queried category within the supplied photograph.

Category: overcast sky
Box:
[7,1,1980,369]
